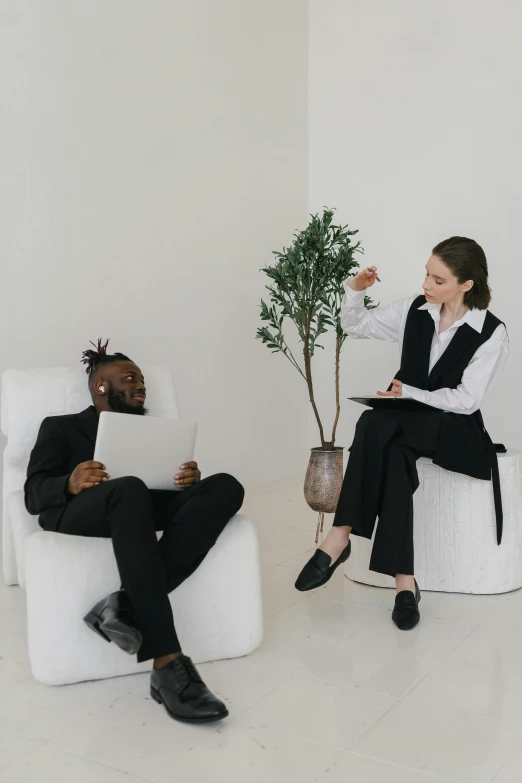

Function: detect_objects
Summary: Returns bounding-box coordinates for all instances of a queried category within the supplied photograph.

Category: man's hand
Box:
[67,461,110,496]
[174,461,201,489]
[377,379,403,398]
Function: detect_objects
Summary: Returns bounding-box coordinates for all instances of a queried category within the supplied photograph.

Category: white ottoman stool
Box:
[345,450,522,594]
[25,515,263,686]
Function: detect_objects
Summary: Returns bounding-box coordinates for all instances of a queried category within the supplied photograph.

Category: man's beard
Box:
[107,389,148,416]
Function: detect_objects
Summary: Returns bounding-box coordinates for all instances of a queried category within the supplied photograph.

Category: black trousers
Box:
[58,473,245,662]
[333,409,442,577]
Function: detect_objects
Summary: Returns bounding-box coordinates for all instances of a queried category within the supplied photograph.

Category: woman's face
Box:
[423,254,472,305]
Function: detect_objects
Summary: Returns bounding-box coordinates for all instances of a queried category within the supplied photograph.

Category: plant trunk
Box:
[330,335,341,447]
[302,315,328,450]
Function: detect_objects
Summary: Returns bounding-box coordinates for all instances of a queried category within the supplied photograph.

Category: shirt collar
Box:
[417,300,487,333]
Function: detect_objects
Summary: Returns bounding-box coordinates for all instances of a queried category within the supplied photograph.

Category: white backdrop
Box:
[308,0,520,452]
[3,0,519,495]
[0,0,309,489]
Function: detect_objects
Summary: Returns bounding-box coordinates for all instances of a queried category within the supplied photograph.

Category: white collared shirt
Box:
[341,280,509,414]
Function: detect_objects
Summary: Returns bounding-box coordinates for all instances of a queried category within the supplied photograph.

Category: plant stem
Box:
[331,334,341,446]
[302,310,327,450]
[280,340,307,381]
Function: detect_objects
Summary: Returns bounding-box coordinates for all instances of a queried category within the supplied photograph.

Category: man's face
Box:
[104,361,148,416]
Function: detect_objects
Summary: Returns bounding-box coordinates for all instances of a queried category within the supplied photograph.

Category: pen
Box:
[368,267,381,282]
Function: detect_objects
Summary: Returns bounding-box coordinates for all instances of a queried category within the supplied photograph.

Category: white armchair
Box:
[1,366,263,685]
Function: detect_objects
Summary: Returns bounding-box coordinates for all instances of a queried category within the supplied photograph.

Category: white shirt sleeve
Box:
[401,324,509,415]
[341,279,413,343]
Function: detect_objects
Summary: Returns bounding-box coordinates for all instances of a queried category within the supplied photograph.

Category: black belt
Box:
[475,409,504,544]
[484,429,503,544]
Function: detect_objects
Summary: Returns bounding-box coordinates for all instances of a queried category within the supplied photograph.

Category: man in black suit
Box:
[25,339,244,724]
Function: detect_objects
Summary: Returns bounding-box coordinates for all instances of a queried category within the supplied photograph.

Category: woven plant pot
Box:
[304,447,344,542]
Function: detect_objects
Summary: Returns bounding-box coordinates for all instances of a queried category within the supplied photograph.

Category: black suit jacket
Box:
[24,407,99,531]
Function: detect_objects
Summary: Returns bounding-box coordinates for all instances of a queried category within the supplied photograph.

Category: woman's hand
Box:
[377,379,403,397]
[352,266,379,291]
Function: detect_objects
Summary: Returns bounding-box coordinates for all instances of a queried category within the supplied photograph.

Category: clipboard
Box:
[348,396,437,412]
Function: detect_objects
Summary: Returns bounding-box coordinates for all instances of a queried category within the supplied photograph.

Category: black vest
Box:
[395,295,504,543]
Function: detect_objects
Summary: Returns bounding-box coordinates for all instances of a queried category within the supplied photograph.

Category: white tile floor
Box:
[1,476,522,782]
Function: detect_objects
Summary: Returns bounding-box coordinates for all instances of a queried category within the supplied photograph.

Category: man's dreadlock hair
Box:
[81,338,132,386]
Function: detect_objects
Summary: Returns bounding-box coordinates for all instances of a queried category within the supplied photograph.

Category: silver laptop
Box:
[94,412,198,491]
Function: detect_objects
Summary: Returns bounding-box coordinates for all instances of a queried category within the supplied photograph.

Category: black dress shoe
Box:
[150,655,229,724]
[295,541,352,592]
[84,591,142,655]
[392,579,421,630]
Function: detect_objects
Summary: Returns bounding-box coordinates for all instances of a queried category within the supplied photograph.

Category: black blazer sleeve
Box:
[24,417,72,515]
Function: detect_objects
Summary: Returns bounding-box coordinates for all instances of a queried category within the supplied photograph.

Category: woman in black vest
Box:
[295,237,508,630]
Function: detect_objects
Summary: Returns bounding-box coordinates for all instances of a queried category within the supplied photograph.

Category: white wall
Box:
[7,0,517,494]
[0,0,309,488]
[309,0,520,451]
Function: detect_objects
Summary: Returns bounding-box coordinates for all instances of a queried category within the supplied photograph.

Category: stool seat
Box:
[345,449,522,594]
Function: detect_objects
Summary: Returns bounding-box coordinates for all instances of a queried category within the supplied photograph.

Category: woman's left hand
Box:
[377,379,403,397]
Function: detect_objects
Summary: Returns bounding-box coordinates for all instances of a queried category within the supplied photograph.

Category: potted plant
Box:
[256,208,374,542]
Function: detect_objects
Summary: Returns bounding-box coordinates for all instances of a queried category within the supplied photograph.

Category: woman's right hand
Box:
[352,266,379,291]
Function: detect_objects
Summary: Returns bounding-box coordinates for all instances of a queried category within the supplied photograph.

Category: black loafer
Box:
[151,655,229,724]
[392,579,421,630]
[84,590,142,655]
[295,540,351,592]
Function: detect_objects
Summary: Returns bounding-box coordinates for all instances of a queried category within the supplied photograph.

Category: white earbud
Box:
[99,386,106,393]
